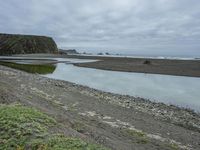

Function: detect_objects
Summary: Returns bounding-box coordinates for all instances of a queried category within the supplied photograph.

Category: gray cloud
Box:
[0,0,200,56]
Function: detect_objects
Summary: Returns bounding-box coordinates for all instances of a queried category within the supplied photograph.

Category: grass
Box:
[0,104,108,150]
[122,129,149,144]
[0,61,56,74]
[123,129,146,138]
[43,135,106,150]
[0,104,55,149]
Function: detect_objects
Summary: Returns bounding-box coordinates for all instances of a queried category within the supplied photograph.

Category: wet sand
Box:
[68,55,200,77]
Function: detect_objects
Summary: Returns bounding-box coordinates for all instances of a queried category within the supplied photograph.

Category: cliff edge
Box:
[0,33,58,55]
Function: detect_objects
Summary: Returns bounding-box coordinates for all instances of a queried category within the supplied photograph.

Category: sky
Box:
[0,0,200,56]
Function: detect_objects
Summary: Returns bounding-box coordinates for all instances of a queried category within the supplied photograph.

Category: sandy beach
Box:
[64,55,200,77]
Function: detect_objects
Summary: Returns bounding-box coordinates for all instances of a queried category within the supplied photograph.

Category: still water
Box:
[44,63,200,112]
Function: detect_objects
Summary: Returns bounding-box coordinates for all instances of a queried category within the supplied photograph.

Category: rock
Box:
[59,49,79,55]
[0,33,58,55]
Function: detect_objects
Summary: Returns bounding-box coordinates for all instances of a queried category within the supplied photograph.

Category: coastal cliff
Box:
[0,33,58,55]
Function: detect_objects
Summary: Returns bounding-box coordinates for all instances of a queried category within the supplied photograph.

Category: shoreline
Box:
[46,74,200,131]
[64,54,200,77]
[1,65,200,149]
[2,53,200,77]
[0,55,199,112]
[0,55,199,111]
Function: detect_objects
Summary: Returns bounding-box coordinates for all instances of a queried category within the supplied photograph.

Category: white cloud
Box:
[0,0,200,56]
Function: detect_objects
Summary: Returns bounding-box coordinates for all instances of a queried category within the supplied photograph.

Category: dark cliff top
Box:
[0,33,50,38]
[0,33,58,55]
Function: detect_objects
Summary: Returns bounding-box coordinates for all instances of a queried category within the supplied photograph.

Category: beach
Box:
[0,62,200,149]
[64,54,200,77]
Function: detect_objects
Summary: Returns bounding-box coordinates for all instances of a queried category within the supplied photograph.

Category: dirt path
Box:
[0,65,200,150]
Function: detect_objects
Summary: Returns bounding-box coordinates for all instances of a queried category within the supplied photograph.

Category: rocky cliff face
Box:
[0,33,58,55]
[59,49,79,55]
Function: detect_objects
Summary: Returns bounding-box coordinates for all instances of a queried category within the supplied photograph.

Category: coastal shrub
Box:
[45,135,107,150]
[0,104,108,150]
[0,104,56,149]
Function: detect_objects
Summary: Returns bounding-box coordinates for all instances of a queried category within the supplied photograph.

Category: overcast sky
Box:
[0,0,200,56]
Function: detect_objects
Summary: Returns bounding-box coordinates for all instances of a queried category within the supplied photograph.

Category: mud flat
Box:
[0,65,200,149]
[63,54,200,77]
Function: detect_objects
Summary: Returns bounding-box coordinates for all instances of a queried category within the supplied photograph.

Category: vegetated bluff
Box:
[0,33,58,55]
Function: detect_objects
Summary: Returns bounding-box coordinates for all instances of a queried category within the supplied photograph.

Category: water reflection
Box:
[44,63,200,111]
[0,61,56,74]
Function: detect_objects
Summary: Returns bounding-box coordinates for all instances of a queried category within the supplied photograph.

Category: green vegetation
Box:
[0,61,56,74]
[122,129,149,144]
[0,104,108,150]
[123,129,146,138]
[0,104,55,149]
[42,136,107,150]
[0,33,58,55]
